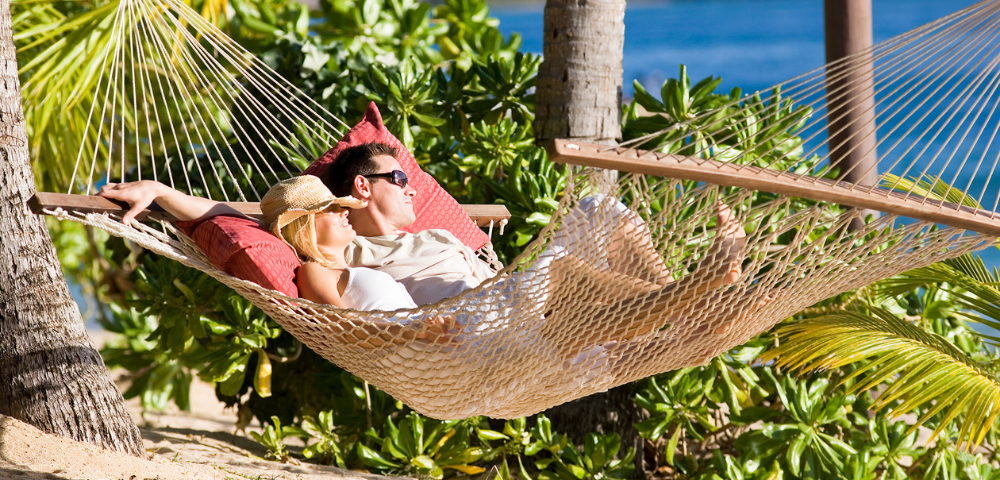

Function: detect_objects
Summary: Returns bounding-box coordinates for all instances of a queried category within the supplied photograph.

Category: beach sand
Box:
[0,332,405,480]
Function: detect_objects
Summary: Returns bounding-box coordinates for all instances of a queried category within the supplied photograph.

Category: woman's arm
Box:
[98,180,248,224]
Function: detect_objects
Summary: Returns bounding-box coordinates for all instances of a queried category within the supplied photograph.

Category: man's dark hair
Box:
[324,142,399,196]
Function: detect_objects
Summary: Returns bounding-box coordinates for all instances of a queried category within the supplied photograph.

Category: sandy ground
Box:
[0,332,406,480]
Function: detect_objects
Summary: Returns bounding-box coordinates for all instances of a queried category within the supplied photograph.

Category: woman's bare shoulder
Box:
[298,261,343,280]
[297,262,348,307]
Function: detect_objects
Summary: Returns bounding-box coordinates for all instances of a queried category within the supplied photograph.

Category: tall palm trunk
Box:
[534,0,644,476]
[534,0,625,145]
[0,0,144,456]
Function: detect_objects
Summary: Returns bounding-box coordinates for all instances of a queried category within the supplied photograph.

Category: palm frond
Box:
[760,309,1000,450]
[881,173,985,210]
[876,254,1000,343]
[943,255,998,285]
[15,0,239,194]
[15,0,124,193]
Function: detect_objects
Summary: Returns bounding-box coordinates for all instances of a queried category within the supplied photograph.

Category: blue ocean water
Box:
[493,0,1000,270]
[492,0,982,96]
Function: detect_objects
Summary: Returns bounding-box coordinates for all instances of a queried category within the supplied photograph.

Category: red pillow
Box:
[177,215,300,297]
[303,102,490,250]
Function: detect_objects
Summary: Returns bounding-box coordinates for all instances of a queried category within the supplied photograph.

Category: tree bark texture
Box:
[0,0,144,456]
[534,0,625,145]
[543,384,646,477]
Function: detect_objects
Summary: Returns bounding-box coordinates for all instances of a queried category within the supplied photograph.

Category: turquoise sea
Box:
[492,0,1000,270]
[493,0,982,98]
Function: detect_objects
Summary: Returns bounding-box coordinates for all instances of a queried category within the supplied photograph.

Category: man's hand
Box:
[415,315,458,344]
[99,180,169,224]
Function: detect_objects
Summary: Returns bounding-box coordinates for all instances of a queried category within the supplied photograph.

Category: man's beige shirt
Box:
[346,229,495,305]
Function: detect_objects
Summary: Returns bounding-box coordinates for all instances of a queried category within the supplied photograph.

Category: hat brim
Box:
[270,196,367,244]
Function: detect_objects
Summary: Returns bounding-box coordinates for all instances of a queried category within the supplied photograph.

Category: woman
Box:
[261,175,417,311]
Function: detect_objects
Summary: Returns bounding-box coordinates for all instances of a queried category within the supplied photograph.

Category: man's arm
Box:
[98,180,249,225]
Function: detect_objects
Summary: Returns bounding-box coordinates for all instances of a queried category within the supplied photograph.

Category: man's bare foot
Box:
[699,202,746,289]
[606,213,675,284]
[686,202,747,291]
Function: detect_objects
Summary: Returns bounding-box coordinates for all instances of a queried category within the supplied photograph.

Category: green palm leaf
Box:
[760,308,1000,450]
[14,0,243,194]
[881,173,985,210]
[15,0,125,193]
[877,254,1000,344]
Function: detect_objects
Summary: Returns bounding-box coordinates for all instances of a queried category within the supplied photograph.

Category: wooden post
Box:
[825,0,879,226]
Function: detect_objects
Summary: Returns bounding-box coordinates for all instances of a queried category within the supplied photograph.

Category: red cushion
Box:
[177,215,300,297]
[303,102,490,250]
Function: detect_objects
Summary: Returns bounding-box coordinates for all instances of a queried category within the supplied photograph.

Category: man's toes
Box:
[716,202,734,224]
[746,291,780,313]
[728,266,742,283]
[714,322,732,335]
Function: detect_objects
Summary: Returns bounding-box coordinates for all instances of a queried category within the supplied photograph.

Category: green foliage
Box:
[290,411,348,466]
[619,253,1000,479]
[250,416,295,462]
[734,373,858,478]
[243,0,546,262]
[762,308,1000,450]
[14,0,122,194]
[362,57,445,147]
[529,416,635,480]
[101,254,282,410]
[624,65,814,173]
[252,412,635,480]
[355,413,486,478]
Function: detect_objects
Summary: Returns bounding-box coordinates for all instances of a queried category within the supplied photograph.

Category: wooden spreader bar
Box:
[30,192,511,228]
[549,139,1000,237]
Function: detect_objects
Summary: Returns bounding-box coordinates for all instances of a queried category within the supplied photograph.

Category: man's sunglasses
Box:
[363,170,408,189]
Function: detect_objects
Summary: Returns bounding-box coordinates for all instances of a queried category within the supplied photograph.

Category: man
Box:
[321,143,496,305]
[319,142,745,305]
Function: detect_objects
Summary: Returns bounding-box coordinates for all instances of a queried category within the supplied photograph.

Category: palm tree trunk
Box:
[534,0,625,146]
[534,0,645,476]
[0,0,144,456]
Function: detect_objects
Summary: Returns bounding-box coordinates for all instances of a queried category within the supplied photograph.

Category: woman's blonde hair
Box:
[280,212,344,268]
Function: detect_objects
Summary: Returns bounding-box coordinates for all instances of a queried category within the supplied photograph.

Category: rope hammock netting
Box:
[31,0,1000,419]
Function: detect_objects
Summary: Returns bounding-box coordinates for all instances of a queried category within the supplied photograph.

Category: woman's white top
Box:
[341,267,418,311]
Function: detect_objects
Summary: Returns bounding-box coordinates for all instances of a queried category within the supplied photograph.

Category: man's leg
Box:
[603,199,746,288]
[542,196,749,351]
[581,289,782,377]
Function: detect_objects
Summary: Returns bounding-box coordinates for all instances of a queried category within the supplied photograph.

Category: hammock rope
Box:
[34,0,1000,418]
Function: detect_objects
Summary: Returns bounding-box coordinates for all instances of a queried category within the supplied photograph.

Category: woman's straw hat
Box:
[261,176,366,242]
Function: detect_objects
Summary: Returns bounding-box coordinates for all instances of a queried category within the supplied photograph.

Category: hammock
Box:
[30,0,1000,419]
